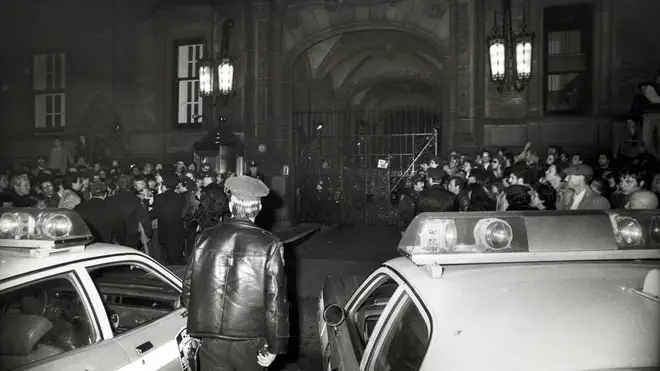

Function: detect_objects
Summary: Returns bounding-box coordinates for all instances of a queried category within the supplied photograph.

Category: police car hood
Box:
[426,262,660,371]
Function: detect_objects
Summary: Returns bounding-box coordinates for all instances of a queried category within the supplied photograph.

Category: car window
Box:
[348,275,399,360]
[370,292,430,371]
[0,273,97,371]
[86,263,180,335]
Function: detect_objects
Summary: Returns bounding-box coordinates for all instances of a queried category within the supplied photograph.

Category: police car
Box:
[0,208,196,371]
[318,210,660,371]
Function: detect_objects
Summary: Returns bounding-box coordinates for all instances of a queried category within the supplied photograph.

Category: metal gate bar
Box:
[295,108,441,226]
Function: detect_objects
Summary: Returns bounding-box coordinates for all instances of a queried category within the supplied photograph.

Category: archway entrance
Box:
[290,29,446,225]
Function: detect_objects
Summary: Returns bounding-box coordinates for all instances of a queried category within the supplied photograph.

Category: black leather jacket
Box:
[181,219,289,354]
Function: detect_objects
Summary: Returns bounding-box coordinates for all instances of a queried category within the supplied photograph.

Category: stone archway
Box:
[279,7,452,223]
[279,24,451,149]
[257,0,464,225]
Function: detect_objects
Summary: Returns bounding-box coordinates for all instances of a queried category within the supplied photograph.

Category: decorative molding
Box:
[455,0,471,118]
[456,1,470,66]
[253,17,270,139]
[427,1,448,18]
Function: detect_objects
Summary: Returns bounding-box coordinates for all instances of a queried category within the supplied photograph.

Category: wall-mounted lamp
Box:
[198,18,235,106]
[487,0,534,93]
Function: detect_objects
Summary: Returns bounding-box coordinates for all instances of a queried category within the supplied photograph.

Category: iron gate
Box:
[294,108,440,225]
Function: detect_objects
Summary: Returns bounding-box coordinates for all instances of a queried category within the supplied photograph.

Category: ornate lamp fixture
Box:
[198,19,235,105]
[487,0,534,93]
[217,19,234,95]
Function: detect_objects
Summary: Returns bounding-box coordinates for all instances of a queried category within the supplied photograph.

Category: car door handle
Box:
[135,341,153,355]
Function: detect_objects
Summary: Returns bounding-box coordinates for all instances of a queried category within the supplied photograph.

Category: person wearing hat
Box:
[565,164,611,210]
[150,172,185,264]
[415,167,458,214]
[182,176,288,371]
[248,160,264,182]
[74,182,124,244]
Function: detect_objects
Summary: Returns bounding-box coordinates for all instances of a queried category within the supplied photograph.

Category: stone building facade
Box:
[1,0,659,226]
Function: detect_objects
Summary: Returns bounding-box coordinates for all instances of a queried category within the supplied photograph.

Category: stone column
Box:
[250,2,271,159]
[451,0,479,152]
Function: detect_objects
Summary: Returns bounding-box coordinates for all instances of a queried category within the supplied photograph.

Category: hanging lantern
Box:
[198,59,215,97]
[217,58,234,95]
[514,28,534,89]
[488,35,506,84]
[487,0,535,93]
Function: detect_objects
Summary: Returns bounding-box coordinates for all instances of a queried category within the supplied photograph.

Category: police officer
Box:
[247,161,265,182]
[182,176,289,371]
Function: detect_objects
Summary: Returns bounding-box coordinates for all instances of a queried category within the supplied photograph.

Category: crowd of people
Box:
[0,144,265,265]
[395,143,660,229]
[393,69,660,227]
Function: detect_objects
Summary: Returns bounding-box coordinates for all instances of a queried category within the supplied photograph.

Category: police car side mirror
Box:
[323,304,346,327]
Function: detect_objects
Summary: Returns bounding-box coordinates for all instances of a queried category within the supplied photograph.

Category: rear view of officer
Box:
[182,176,289,371]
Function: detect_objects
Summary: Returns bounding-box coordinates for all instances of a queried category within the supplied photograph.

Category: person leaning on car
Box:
[181,175,289,371]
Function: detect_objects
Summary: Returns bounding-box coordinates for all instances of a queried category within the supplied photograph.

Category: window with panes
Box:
[543,4,593,114]
[175,41,204,126]
[33,53,66,131]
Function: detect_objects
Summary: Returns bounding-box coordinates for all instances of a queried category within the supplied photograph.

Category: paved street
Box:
[276,225,401,371]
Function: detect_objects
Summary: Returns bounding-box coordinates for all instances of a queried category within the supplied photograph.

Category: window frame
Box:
[83,259,183,339]
[172,38,206,130]
[33,52,67,133]
[341,266,431,367]
[0,270,103,367]
[364,287,432,371]
[542,4,594,116]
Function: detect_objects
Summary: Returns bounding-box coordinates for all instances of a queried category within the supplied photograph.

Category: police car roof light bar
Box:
[0,208,93,258]
[399,211,660,267]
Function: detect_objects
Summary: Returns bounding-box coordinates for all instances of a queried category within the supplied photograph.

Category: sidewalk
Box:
[295,225,401,262]
[291,225,402,297]
[274,223,330,244]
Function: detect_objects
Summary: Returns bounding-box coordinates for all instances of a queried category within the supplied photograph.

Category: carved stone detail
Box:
[254,17,270,137]
[427,1,447,18]
[455,0,471,119]
[456,1,470,66]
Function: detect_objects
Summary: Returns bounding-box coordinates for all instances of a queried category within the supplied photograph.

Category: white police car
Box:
[0,208,196,371]
[318,210,660,371]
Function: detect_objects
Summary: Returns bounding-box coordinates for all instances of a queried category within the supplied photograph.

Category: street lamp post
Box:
[487,0,534,93]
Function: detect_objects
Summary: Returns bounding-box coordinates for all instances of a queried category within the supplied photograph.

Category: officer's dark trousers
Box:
[198,338,264,371]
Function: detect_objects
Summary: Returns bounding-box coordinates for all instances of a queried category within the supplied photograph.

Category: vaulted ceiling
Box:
[295,29,445,110]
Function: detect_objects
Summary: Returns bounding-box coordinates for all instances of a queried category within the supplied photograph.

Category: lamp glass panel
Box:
[489,42,506,80]
[515,41,533,78]
[218,62,234,94]
[199,65,213,96]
